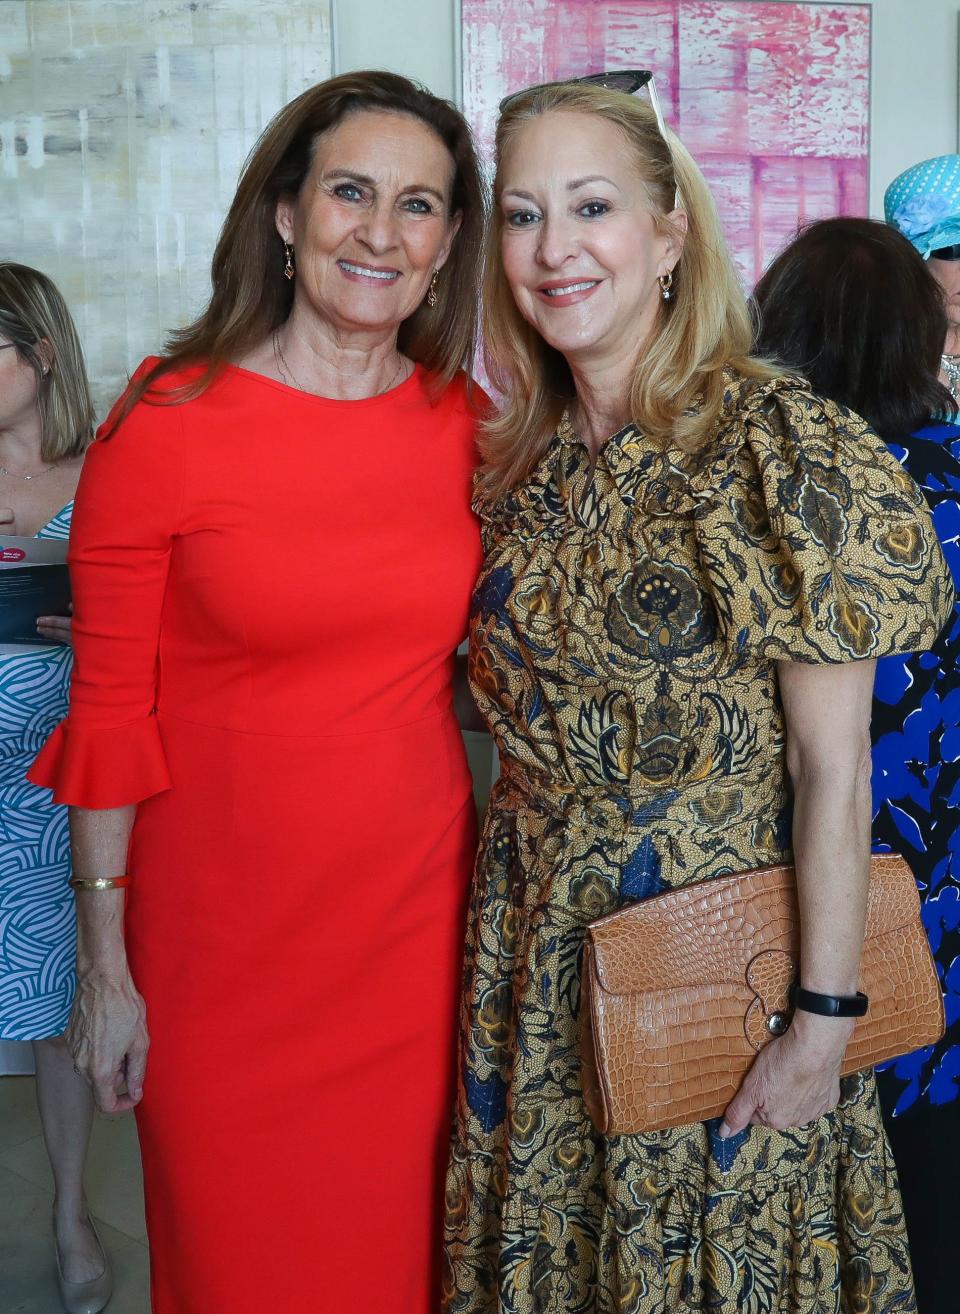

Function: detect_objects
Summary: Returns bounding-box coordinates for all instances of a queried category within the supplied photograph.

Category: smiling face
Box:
[498,109,684,369]
[275,109,461,340]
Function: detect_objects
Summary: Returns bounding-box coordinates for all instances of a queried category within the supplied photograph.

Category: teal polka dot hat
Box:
[885,155,960,260]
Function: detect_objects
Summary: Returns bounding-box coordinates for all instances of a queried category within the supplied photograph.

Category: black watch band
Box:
[790,984,869,1018]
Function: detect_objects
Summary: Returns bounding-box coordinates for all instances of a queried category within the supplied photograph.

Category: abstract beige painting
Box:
[0,0,335,416]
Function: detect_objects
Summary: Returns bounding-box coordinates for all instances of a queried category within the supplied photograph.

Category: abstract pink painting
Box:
[461,0,871,287]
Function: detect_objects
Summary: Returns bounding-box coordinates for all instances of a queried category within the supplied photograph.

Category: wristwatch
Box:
[790,984,869,1018]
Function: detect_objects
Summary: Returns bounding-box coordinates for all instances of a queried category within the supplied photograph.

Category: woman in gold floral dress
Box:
[443,80,954,1313]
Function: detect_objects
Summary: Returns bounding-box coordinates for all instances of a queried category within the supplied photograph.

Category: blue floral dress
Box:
[0,503,75,1040]
[869,421,960,1314]
[872,422,960,1115]
[444,377,954,1314]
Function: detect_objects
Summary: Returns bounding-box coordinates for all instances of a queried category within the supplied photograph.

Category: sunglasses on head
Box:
[498,69,668,140]
[498,70,678,209]
[931,244,960,261]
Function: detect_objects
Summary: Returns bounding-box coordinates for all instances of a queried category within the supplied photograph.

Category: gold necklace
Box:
[272,331,407,396]
[273,331,306,392]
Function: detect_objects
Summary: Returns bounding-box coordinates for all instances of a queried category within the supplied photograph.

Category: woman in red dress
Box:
[30,71,486,1314]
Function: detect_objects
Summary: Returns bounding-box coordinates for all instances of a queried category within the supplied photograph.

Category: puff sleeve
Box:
[694,379,955,664]
[28,369,183,807]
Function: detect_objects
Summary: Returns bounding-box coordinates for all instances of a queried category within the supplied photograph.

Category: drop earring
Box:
[658,271,674,301]
[283,242,295,281]
[426,270,439,308]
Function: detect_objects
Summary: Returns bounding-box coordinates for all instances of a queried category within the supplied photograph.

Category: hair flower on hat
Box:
[890,194,955,241]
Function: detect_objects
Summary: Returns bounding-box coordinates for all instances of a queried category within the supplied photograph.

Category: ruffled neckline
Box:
[475,370,810,529]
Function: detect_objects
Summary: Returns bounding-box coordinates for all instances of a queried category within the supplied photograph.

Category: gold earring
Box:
[283,242,295,281]
[659,271,674,301]
[426,270,439,308]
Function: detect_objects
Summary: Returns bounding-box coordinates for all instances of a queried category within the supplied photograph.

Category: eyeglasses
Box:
[0,343,16,352]
[931,245,960,261]
[498,69,669,140]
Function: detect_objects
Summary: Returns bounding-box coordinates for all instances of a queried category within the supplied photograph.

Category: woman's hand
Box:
[67,963,149,1114]
[36,613,72,644]
[66,808,141,1111]
[719,1010,855,1135]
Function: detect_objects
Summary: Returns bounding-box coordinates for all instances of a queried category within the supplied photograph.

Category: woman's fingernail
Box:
[718,1122,732,1139]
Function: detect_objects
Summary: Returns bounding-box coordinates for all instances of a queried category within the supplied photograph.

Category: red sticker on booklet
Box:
[0,547,26,562]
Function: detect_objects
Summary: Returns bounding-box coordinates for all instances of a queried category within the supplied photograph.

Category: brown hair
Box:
[753,217,956,439]
[111,70,486,430]
[478,82,778,498]
[0,263,95,461]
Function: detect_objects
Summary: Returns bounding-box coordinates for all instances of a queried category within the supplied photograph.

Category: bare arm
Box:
[783,660,874,997]
[720,657,875,1135]
[67,804,149,1114]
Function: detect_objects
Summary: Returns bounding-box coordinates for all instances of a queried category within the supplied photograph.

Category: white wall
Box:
[336,0,959,221]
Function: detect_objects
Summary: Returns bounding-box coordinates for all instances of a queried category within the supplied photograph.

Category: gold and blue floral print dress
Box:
[443,374,955,1314]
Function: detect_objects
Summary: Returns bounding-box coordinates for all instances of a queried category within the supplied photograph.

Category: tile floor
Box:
[0,1076,149,1313]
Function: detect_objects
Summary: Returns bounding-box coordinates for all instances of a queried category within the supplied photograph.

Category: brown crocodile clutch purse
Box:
[579,853,944,1134]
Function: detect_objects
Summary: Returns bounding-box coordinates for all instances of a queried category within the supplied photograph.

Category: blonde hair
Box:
[479,82,778,497]
[0,263,95,462]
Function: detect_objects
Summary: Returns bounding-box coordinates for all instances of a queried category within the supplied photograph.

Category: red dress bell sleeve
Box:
[29,373,185,808]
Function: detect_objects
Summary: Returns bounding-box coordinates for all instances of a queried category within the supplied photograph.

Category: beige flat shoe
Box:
[54,1212,113,1314]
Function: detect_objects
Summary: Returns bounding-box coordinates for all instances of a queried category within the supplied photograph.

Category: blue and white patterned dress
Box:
[0,503,75,1040]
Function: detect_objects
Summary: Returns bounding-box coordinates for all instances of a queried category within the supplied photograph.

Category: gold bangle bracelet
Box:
[68,876,132,892]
